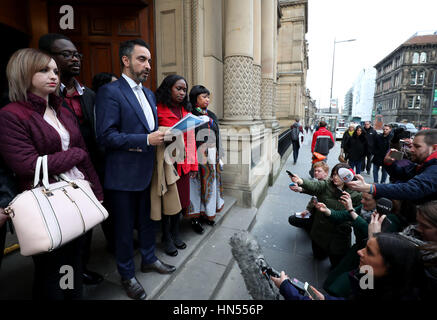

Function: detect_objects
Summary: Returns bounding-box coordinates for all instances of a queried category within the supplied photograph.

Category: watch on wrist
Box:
[348,209,355,213]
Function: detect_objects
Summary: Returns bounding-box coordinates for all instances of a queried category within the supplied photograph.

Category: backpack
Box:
[291,123,300,141]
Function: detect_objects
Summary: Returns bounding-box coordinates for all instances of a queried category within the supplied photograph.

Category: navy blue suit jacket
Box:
[95,76,157,191]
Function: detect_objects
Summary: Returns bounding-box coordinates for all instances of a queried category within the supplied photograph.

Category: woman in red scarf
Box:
[156,75,198,256]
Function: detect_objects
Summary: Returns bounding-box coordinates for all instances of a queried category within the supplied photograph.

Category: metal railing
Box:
[278,129,292,158]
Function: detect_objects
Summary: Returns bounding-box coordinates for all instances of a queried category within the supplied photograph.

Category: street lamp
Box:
[329,38,356,114]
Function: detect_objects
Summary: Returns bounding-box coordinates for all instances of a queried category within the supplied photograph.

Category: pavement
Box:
[0,131,375,300]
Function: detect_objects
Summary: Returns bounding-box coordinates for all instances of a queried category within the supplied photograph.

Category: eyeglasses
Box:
[52,50,83,60]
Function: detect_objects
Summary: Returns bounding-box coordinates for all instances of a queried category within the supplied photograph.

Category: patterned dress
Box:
[187,108,224,220]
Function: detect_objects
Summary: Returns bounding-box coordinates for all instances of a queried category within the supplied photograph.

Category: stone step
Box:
[82,195,238,300]
[155,205,257,300]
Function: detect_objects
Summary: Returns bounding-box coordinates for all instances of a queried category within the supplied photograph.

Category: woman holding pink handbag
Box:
[0,48,103,300]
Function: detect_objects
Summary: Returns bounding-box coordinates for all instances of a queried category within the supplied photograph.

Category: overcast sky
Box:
[306,0,437,110]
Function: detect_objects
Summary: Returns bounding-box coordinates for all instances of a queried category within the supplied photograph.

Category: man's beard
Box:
[130,66,148,83]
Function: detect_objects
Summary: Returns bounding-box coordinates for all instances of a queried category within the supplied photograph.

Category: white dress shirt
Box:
[121,73,155,131]
[43,107,85,181]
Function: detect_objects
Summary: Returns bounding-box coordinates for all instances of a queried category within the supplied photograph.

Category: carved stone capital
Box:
[224,56,254,121]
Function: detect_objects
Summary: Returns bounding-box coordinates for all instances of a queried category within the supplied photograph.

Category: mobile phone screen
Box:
[390,150,403,161]
[306,285,321,300]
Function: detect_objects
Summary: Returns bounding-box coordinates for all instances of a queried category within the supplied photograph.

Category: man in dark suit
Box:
[95,39,174,300]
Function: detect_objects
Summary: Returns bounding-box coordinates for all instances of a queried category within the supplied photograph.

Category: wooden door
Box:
[48,0,156,91]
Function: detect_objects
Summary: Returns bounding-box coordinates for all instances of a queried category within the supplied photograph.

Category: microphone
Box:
[229,231,281,300]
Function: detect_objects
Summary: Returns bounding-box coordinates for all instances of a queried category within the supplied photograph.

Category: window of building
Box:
[408,96,414,108]
[410,70,417,85]
[418,71,425,85]
[412,52,419,64]
[415,95,422,109]
[420,52,427,63]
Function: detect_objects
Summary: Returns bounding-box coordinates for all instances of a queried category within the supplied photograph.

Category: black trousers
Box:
[292,140,300,163]
[106,187,157,280]
[311,240,343,269]
[32,235,84,300]
[362,154,373,173]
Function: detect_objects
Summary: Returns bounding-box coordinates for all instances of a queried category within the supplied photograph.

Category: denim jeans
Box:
[373,164,388,183]
[349,160,362,174]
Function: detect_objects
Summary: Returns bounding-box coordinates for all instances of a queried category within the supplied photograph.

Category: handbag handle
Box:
[41,155,49,189]
[33,156,43,187]
[33,155,50,189]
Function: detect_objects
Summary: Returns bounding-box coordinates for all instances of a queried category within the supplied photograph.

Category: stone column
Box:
[223,0,254,121]
[261,0,281,186]
[252,0,262,120]
[261,0,275,120]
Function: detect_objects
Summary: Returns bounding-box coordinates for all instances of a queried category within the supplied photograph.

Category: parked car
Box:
[335,126,347,140]
[388,122,418,135]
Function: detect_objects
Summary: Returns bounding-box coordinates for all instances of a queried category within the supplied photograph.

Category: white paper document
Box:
[169,113,208,134]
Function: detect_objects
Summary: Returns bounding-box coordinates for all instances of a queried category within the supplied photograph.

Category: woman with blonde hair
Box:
[0,48,103,300]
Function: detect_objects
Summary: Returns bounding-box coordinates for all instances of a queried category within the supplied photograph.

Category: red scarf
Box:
[157,103,198,175]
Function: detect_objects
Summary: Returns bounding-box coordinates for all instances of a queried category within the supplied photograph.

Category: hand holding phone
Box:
[334,187,344,199]
[286,170,295,178]
[304,283,323,300]
[389,150,404,161]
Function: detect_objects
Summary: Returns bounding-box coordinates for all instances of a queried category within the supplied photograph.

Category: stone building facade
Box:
[276,0,309,131]
[374,33,437,127]
[0,0,310,208]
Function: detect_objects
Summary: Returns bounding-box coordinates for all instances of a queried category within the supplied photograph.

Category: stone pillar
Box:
[252,0,262,120]
[223,0,254,121]
[261,0,275,120]
[261,0,281,186]
[221,0,269,208]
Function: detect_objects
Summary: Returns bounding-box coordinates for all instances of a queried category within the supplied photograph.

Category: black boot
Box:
[170,213,186,249]
[191,217,204,234]
[161,215,178,256]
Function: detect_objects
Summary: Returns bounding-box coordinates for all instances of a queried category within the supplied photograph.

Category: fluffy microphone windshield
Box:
[229,231,280,300]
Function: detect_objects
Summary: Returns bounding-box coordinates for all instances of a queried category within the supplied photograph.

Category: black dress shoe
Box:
[204,219,215,226]
[121,277,147,300]
[174,239,187,250]
[141,259,176,274]
[191,218,204,234]
[82,269,104,285]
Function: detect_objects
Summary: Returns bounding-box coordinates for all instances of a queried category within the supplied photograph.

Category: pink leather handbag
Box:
[5,155,108,256]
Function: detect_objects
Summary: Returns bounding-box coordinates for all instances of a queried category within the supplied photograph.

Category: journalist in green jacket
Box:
[291,163,362,267]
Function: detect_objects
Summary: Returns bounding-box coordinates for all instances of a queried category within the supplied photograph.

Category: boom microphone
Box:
[229,231,281,300]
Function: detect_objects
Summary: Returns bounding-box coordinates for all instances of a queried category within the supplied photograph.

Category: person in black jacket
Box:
[346,125,368,174]
[372,124,392,183]
[38,33,103,286]
[362,121,377,175]
[341,124,355,161]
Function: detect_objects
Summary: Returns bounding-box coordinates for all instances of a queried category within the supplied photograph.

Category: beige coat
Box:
[150,126,183,221]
